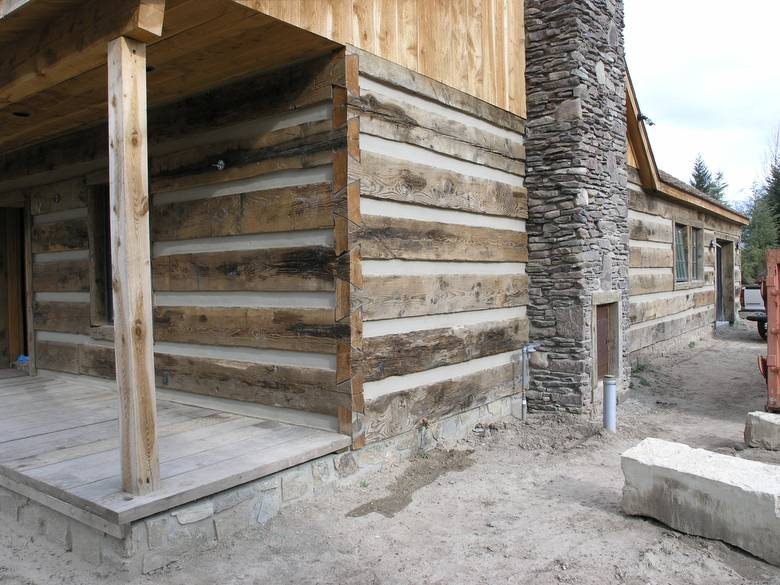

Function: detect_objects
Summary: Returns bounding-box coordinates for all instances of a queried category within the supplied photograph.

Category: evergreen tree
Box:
[764,159,780,230]
[690,154,728,201]
[741,195,778,283]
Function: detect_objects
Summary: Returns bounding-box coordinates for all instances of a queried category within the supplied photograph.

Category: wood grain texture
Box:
[629,246,673,269]
[154,353,346,415]
[629,289,715,326]
[629,308,713,353]
[33,301,90,334]
[359,317,528,382]
[29,178,89,215]
[364,360,515,441]
[151,183,333,241]
[357,215,528,262]
[235,0,526,117]
[628,217,673,244]
[31,218,89,253]
[107,36,159,495]
[153,306,347,353]
[151,246,336,292]
[357,273,528,320]
[350,89,524,164]
[32,259,90,292]
[628,271,674,296]
[351,151,527,218]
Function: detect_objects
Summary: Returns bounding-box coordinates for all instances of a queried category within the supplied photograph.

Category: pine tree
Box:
[689,154,727,201]
[765,160,780,230]
[741,195,778,283]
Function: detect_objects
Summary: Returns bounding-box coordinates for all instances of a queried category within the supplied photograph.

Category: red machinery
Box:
[759,249,780,412]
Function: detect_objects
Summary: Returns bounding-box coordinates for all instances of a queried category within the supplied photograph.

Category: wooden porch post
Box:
[107,36,159,495]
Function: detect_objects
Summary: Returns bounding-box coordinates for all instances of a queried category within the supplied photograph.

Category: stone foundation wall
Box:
[0,395,515,574]
[524,0,629,412]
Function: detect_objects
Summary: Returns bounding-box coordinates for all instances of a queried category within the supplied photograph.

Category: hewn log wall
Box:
[628,169,742,356]
[344,50,528,444]
[17,53,352,420]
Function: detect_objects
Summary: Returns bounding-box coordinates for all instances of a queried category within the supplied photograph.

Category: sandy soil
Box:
[2,322,780,585]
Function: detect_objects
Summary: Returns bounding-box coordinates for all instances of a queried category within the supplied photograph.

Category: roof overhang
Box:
[0,0,341,155]
[625,71,748,227]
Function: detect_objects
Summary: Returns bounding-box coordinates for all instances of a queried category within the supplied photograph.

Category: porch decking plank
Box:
[8,412,239,472]
[0,371,350,529]
[0,401,217,464]
[28,417,279,489]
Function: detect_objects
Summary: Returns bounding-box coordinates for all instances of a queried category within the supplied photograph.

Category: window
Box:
[89,185,113,325]
[674,223,689,282]
[691,227,703,281]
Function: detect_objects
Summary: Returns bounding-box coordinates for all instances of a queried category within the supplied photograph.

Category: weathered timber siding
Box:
[23,53,351,418]
[235,0,526,117]
[344,50,528,444]
[627,172,742,357]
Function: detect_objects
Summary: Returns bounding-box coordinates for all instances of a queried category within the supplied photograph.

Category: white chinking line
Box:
[358,76,524,144]
[629,285,713,305]
[362,260,526,277]
[34,250,90,263]
[154,291,335,309]
[629,267,673,277]
[363,306,526,338]
[35,332,336,371]
[627,305,712,333]
[153,166,332,206]
[628,209,672,226]
[363,350,517,401]
[152,103,332,161]
[361,198,526,232]
[629,239,671,250]
[32,207,88,225]
[360,134,525,187]
[152,229,334,257]
[35,292,90,303]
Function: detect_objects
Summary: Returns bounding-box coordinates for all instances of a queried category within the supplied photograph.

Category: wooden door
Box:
[2,208,26,366]
[596,304,610,379]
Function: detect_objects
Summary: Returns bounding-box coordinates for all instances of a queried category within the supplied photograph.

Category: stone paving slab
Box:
[621,437,780,566]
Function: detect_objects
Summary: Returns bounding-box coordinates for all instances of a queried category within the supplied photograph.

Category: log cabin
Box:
[0,0,748,570]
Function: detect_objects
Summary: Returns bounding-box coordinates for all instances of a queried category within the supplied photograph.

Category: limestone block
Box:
[255,488,281,525]
[745,411,780,450]
[281,465,313,502]
[621,438,780,566]
[70,520,102,565]
[171,501,213,525]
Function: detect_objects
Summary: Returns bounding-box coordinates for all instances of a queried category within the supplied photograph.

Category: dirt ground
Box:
[2,322,780,585]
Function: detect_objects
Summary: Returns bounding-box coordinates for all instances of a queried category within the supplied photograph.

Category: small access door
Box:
[715,243,724,321]
[1,207,27,370]
[596,304,611,380]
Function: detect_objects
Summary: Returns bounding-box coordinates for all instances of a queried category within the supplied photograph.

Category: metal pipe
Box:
[603,375,617,432]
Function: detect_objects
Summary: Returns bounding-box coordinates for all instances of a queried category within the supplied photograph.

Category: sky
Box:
[624,0,780,208]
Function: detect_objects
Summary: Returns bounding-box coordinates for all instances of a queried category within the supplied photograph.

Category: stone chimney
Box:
[524,0,629,412]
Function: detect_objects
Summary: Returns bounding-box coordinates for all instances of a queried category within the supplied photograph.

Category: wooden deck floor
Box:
[0,371,350,536]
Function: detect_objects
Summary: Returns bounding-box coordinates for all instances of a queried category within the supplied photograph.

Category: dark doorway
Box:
[716,243,724,321]
[715,239,735,323]
[596,304,611,379]
[1,207,28,369]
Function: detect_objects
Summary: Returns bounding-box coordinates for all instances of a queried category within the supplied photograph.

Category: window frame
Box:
[674,223,689,283]
[673,221,707,290]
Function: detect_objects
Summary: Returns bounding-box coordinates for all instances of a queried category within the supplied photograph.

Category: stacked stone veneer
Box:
[524,0,630,411]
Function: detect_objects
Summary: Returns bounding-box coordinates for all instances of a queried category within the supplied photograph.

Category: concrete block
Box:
[745,411,780,450]
[0,486,28,520]
[70,520,102,565]
[18,501,70,548]
[621,438,780,566]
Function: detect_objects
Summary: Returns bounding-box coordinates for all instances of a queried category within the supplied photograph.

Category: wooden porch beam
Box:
[107,35,159,495]
[0,0,165,108]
